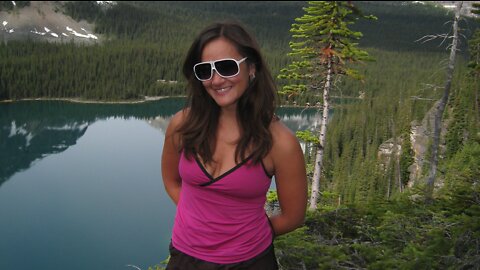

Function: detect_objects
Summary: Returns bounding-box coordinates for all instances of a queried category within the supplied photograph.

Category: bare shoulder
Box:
[264,118,304,176]
[269,118,301,153]
[168,108,189,131]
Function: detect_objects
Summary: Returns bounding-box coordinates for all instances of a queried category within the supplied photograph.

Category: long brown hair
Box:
[179,21,277,164]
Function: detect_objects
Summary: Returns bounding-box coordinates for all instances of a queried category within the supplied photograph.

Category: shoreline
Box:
[1,96,326,109]
[0,96,172,104]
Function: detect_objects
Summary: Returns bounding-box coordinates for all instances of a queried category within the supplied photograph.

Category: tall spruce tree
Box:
[279,1,375,209]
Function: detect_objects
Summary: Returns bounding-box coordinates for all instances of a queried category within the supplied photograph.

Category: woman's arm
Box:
[161,111,185,205]
[268,121,308,236]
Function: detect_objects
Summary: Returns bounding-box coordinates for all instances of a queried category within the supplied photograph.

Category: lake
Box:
[0,98,321,270]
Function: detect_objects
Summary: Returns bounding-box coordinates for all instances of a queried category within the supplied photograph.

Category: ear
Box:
[249,63,256,84]
[248,63,256,77]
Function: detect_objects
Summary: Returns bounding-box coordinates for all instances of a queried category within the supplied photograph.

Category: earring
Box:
[249,74,256,83]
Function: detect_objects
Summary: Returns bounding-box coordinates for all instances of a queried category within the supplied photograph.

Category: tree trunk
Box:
[309,57,332,210]
[426,1,462,199]
[476,43,480,120]
[386,172,391,200]
[392,119,403,193]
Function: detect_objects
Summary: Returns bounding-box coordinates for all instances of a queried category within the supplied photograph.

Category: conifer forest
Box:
[1,1,480,269]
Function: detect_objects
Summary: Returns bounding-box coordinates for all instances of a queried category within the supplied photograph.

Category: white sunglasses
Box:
[193,57,247,81]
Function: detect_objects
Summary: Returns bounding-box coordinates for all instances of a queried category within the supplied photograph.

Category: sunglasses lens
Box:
[215,60,239,77]
[194,63,212,80]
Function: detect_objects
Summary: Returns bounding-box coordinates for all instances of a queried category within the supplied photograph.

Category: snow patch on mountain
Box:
[0,1,102,44]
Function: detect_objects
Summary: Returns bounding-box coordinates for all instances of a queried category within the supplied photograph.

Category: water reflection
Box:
[0,98,185,187]
[0,99,322,188]
[277,106,323,132]
[145,106,323,135]
[0,98,322,270]
[147,115,172,133]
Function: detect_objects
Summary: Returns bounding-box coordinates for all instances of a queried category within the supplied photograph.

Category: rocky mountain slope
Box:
[0,1,101,44]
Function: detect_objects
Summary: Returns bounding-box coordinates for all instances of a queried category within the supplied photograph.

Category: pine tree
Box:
[279,1,375,209]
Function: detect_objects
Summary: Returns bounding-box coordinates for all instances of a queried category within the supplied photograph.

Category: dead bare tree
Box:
[425,1,463,200]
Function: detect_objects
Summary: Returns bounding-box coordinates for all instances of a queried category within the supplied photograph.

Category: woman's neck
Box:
[219,105,238,123]
[218,108,241,143]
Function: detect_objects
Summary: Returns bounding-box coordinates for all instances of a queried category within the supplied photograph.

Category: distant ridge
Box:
[0,1,101,44]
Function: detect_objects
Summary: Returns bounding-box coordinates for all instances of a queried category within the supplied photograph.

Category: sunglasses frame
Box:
[193,57,248,81]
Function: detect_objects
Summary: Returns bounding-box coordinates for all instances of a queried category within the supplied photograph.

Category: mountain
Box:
[1,1,479,102]
[1,1,478,51]
[0,1,104,44]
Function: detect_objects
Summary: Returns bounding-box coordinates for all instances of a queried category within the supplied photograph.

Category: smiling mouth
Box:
[216,87,231,93]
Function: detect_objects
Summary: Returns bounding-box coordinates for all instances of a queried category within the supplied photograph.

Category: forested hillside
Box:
[1,1,477,101]
[271,2,480,269]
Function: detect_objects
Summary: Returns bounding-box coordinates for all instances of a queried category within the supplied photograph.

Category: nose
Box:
[210,69,225,85]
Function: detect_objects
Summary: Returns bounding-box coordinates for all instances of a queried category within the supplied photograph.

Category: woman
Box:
[161,21,307,269]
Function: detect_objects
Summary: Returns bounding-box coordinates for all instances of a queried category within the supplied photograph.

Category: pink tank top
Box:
[171,151,274,264]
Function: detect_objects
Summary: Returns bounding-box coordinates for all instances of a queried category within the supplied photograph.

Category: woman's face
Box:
[199,37,253,111]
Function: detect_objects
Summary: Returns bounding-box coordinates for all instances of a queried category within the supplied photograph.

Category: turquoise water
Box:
[0,98,321,270]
